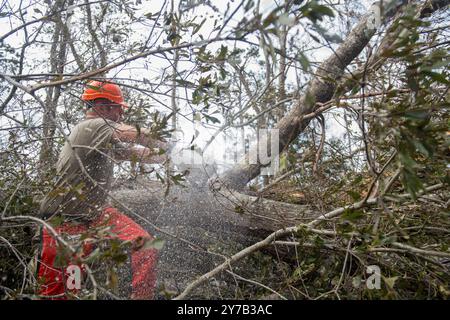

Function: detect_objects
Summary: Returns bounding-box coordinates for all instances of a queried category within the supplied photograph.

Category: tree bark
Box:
[85,0,107,69]
[276,24,288,121]
[39,0,70,175]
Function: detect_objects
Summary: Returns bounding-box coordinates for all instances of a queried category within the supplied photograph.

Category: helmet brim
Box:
[119,102,129,109]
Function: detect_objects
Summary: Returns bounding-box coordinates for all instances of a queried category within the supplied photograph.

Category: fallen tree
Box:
[219,0,450,190]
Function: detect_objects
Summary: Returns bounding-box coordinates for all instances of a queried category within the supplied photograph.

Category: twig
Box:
[225,270,288,300]
[391,242,450,259]
[312,115,325,174]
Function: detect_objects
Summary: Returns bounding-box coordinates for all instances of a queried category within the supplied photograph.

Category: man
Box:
[36,81,166,299]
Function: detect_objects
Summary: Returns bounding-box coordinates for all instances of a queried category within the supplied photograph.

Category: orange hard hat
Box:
[81,81,129,108]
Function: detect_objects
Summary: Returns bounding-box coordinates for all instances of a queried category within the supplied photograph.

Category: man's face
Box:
[110,103,124,122]
[91,99,124,122]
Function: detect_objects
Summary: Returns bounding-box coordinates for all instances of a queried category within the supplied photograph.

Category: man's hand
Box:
[114,144,167,164]
[112,123,167,150]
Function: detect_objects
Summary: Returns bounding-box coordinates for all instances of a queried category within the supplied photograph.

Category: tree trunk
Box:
[85,0,107,69]
[276,24,288,121]
[39,0,70,176]
[170,0,179,131]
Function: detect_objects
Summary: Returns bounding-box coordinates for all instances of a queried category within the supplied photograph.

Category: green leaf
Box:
[430,58,450,70]
[292,263,315,279]
[352,175,364,185]
[352,276,362,288]
[263,11,278,28]
[341,209,364,222]
[83,248,101,263]
[380,235,397,245]
[86,84,102,91]
[53,246,71,268]
[346,190,361,201]
[216,45,228,61]
[219,67,227,80]
[203,114,220,124]
[314,5,334,18]
[411,139,432,157]
[244,0,254,12]
[193,112,201,122]
[279,153,288,172]
[421,70,449,85]
[304,90,316,107]
[168,32,181,46]
[398,149,418,169]
[309,33,321,43]
[108,268,119,290]
[234,205,245,214]
[144,12,155,19]
[402,110,429,120]
[383,276,399,289]
[111,252,128,264]
[400,168,423,200]
[213,85,220,96]
[155,172,165,183]
[143,238,165,250]
[192,90,202,105]
[298,52,310,71]
[192,18,206,35]
[170,173,186,185]
[175,79,195,87]
[301,1,334,23]
[49,215,65,227]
